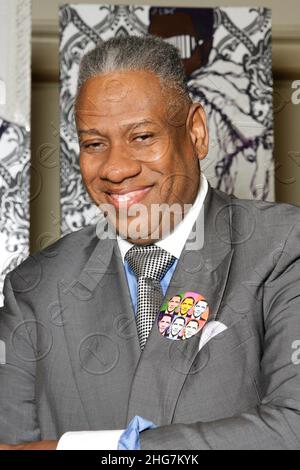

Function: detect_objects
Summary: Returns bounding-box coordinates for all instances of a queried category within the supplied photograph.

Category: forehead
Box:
[174,317,184,323]
[75,69,168,122]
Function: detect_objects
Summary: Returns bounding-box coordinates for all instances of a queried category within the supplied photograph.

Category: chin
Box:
[124,235,159,245]
[116,220,163,245]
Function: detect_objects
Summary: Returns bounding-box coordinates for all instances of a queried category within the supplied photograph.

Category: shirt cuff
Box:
[118,416,157,450]
[57,429,124,450]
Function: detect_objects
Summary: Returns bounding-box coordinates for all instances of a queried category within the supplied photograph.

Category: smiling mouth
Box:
[105,186,153,208]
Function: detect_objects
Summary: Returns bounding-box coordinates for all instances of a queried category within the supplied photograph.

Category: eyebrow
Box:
[78,119,156,137]
[78,128,102,137]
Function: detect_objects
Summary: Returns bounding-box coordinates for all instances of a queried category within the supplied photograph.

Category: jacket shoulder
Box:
[211,187,300,227]
[5,224,102,291]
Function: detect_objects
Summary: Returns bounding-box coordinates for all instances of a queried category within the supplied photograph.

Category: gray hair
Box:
[76,35,191,103]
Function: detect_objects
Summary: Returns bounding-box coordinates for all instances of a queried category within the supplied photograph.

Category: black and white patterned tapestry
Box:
[0,0,31,305]
[60,4,274,236]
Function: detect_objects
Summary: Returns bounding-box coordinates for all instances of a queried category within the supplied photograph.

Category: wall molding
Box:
[32,20,59,81]
[32,20,300,82]
[272,26,300,79]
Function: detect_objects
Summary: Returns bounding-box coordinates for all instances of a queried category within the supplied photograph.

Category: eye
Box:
[80,141,106,151]
[134,134,153,142]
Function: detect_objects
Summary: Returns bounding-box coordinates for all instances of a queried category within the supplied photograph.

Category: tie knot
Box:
[125,245,176,281]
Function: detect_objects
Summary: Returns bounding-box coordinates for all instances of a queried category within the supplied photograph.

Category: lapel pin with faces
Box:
[157,291,209,340]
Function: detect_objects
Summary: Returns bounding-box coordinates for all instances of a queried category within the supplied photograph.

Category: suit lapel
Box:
[58,231,140,429]
[126,184,235,425]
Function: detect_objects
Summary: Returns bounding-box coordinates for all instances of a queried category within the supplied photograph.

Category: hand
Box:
[0,440,58,450]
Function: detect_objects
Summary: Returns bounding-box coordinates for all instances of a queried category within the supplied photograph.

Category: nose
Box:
[100,143,142,183]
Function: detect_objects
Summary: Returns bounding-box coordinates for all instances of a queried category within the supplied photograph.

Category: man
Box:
[193,299,209,320]
[177,296,195,317]
[0,35,300,450]
[166,316,186,340]
[184,318,200,339]
[158,313,172,334]
[165,295,181,314]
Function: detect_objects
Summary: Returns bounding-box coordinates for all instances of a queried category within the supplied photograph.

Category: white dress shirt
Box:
[57,173,208,450]
[117,172,208,261]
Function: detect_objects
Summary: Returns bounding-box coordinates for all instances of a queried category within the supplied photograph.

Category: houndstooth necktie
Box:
[125,245,176,350]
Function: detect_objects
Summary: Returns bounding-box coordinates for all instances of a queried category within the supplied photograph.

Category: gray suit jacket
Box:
[1,185,300,449]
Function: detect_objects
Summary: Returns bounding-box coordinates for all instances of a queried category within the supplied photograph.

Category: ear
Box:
[187,103,209,161]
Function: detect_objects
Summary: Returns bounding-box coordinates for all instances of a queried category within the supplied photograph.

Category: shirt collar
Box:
[117,172,208,262]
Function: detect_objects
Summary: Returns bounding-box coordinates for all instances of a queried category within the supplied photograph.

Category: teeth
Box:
[111,193,132,202]
[110,189,142,202]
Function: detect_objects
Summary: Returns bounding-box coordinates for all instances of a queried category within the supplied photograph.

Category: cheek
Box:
[80,156,89,178]
[80,155,100,182]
